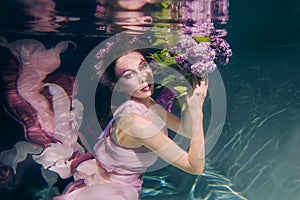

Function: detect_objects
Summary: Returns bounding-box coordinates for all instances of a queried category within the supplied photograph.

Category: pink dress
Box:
[0,39,169,198]
[54,100,167,200]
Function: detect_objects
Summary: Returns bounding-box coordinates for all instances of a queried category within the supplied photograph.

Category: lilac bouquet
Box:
[150,33,232,112]
[151,34,232,78]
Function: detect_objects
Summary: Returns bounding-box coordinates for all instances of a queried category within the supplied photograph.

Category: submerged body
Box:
[54,51,207,199]
[55,100,166,200]
[0,40,207,199]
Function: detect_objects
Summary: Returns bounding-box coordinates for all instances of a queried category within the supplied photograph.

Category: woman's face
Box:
[114,51,154,99]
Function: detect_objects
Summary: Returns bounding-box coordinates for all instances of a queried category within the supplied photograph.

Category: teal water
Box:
[0,0,299,200]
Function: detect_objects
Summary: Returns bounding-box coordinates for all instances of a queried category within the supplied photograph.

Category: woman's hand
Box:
[186,79,208,115]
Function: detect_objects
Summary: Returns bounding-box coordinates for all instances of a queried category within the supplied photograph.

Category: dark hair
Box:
[96,57,120,128]
[96,49,156,128]
[96,50,140,128]
[99,59,118,90]
[99,49,155,89]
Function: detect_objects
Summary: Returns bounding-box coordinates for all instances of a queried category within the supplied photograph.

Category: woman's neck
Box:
[130,97,154,108]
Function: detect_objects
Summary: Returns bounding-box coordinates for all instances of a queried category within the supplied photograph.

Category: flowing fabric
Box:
[54,100,167,200]
[0,44,58,146]
[0,38,172,198]
[0,39,87,189]
[0,38,76,146]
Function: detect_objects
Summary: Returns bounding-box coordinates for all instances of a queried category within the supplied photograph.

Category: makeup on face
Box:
[118,61,150,79]
[116,56,147,75]
[114,52,154,98]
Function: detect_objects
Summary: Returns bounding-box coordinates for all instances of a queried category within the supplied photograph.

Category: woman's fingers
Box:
[186,77,209,109]
[200,79,208,87]
[194,80,208,97]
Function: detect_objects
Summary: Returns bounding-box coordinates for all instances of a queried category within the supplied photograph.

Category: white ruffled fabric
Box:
[1,38,85,182]
[10,39,75,135]
[33,143,75,179]
[74,159,109,186]
[32,83,85,179]
[0,141,43,173]
[45,83,84,152]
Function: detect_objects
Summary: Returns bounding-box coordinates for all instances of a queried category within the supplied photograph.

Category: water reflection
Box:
[18,0,80,32]
[94,0,230,35]
[94,4,153,33]
[20,0,57,32]
[0,0,230,35]
[111,0,156,10]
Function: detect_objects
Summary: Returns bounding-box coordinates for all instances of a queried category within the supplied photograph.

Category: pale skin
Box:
[112,51,208,175]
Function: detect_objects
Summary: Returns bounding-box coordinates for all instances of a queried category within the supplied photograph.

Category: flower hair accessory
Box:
[94,41,115,87]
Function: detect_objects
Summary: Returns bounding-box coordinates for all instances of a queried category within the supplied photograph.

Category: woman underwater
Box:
[0,39,208,199]
[52,50,208,200]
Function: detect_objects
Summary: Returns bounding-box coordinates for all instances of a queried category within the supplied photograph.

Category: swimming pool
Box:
[0,0,299,199]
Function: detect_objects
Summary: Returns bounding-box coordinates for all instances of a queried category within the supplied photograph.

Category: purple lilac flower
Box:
[175,55,186,64]
[185,42,215,64]
[95,48,106,59]
[169,46,181,54]
[177,37,198,49]
[99,73,112,88]
[195,42,216,59]
[185,46,198,63]
[94,61,103,76]
[190,22,214,37]
[210,29,227,38]
[181,61,191,72]
[156,87,177,113]
[96,42,114,60]
[191,60,217,78]
[176,55,191,72]
[94,61,112,87]
[211,37,232,65]
[211,0,230,24]
[149,60,159,68]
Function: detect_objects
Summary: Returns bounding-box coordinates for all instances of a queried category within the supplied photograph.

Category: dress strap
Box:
[97,100,146,140]
[97,118,115,139]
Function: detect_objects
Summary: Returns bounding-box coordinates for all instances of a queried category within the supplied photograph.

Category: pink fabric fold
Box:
[54,100,167,200]
[0,45,59,146]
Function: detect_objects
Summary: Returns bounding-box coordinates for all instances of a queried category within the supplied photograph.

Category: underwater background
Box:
[0,0,299,199]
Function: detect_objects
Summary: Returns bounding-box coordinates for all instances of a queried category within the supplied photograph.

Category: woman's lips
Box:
[141,84,151,92]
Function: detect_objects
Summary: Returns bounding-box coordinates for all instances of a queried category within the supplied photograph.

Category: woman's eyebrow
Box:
[116,68,132,76]
[118,67,139,77]
[139,58,146,65]
[117,60,147,76]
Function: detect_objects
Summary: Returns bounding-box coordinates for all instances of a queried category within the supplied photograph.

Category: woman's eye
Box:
[140,63,149,70]
[123,72,133,79]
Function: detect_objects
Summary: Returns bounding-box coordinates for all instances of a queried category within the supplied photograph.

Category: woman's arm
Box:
[118,113,204,174]
[153,81,207,139]
[118,80,207,174]
[164,108,193,138]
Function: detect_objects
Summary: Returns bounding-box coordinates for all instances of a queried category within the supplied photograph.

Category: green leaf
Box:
[150,49,176,66]
[161,1,171,8]
[161,75,176,86]
[151,38,167,46]
[181,103,187,112]
[163,75,176,81]
[192,36,211,43]
[178,91,187,97]
[173,86,187,93]
[167,32,181,46]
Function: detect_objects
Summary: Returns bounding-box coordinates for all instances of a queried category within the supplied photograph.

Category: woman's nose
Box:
[138,73,147,84]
